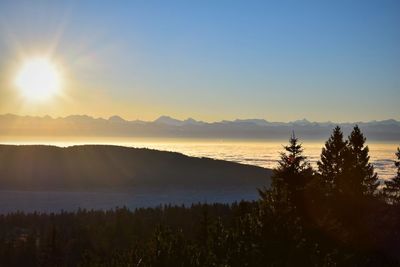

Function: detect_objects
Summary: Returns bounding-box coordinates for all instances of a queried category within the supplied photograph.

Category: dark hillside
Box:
[0,145,272,190]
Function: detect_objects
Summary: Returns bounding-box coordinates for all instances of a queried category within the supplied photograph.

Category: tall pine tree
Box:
[260,133,313,213]
[258,133,313,263]
[339,125,379,197]
[384,147,400,204]
[317,126,347,193]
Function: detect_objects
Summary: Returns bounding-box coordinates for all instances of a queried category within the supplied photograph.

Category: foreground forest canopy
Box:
[1,126,400,266]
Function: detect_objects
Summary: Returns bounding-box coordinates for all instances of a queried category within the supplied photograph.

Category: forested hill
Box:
[0,145,271,190]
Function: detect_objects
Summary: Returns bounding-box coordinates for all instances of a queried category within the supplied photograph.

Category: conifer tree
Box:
[384,147,400,203]
[260,133,313,212]
[258,133,313,264]
[317,126,347,193]
[339,125,379,197]
[276,132,313,191]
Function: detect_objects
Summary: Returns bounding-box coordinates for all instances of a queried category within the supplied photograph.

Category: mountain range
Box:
[0,114,399,141]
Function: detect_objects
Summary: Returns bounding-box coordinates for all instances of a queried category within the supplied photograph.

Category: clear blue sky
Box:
[0,0,399,122]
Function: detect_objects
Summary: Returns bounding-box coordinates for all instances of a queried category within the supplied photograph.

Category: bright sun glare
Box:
[15,58,61,101]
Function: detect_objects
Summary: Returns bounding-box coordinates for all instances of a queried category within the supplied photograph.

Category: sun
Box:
[15,58,62,101]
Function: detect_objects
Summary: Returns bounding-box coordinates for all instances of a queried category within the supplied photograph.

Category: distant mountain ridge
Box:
[0,114,399,141]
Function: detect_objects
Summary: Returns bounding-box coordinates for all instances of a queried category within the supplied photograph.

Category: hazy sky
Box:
[0,0,399,122]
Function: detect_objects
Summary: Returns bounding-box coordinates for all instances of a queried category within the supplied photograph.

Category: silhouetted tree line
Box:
[0,125,399,266]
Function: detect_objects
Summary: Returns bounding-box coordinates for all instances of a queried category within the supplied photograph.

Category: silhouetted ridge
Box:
[0,145,271,190]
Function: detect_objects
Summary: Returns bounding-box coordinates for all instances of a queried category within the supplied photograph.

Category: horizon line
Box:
[1,113,399,125]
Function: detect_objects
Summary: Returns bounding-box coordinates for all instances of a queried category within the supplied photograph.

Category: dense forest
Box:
[0,126,399,266]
